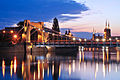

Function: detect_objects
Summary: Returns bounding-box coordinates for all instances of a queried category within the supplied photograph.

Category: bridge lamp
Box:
[109,38,112,41]
[84,39,87,42]
[116,37,118,40]
[96,38,99,42]
[43,30,45,32]
[59,32,61,35]
[3,30,5,33]
[38,28,40,31]
[79,38,82,42]
[102,38,105,42]
[73,37,76,41]
[13,34,17,39]
[10,30,14,34]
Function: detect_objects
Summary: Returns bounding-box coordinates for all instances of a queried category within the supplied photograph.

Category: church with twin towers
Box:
[92,20,120,41]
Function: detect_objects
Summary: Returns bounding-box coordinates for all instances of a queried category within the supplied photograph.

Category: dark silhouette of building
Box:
[52,18,60,32]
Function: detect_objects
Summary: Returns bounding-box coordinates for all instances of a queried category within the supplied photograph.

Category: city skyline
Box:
[0,0,120,39]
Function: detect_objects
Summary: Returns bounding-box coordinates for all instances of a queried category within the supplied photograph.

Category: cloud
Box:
[0,0,89,28]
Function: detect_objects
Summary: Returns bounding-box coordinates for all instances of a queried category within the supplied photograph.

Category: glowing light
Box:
[84,39,87,41]
[109,38,111,41]
[34,71,36,80]
[10,30,14,33]
[69,64,71,76]
[22,33,26,39]
[22,61,24,75]
[13,34,17,39]
[116,37,118,40]
[59,65,61,77]
[14,57,17,74]
[3,30,5,33]
[79,38,82,42]
[38,28,40,30]
[52,64,54,75]
[102,38,105,42]
[73,60,75,72]
[117,51,119,62]
[10,60,13,77]
[103,63,105,77]
[2,60,5,77]
[46,46,51,50]
[96,38,99,42]
[38,60,40,79]
[73,37,76,41]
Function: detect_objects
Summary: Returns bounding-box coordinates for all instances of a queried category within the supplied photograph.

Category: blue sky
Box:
[0,0,120,39]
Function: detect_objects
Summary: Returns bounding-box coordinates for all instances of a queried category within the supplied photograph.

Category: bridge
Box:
[1,20,120,48]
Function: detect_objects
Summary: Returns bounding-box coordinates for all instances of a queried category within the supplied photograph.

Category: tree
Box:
[52,18,60,32]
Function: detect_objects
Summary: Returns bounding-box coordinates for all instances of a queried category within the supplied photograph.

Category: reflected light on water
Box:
[103,63,106,77]
[52,64,54,76]
[72,60,75,72]
[59,65,61,77]
[10,60,13,77]
[69,64,71,76]
[38,60,40,79]
[34,71,35,80]
[117,50,119,62]
[14,56,17,74]
[2,60,5,77]
[22,61,24,75]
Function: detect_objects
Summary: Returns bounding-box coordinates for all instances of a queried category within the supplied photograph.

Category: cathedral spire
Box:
[106,20,108,28]
[108,21,110,29]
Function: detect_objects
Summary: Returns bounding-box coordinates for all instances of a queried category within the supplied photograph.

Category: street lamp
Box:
[84,39,87,46]
[96,38,99,46]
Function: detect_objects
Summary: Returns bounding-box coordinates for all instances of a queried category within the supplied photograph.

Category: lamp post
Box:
[96,38,99,47]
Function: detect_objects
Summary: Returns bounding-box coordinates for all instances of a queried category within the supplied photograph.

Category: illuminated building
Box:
[104,20,111,40]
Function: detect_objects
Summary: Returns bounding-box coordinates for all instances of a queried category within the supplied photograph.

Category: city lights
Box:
[13,34,17,39]
[10,30,14,33]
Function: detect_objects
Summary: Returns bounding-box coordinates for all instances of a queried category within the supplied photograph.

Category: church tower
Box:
[104,20,111,40]
[92,28,96,40]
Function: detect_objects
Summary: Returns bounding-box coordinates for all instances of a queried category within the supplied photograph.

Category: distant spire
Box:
[106,20,108,28]
[108,21,110,28]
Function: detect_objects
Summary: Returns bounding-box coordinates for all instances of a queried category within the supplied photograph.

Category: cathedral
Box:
[92,20,120,41]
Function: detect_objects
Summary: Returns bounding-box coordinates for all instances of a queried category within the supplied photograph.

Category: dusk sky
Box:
[0,0,120,39]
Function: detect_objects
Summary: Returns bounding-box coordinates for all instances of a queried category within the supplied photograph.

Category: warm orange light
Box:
[14,56,17,74]
[13,35,17,39]
[10,30,14,33]
[73,37,76,41]
[22,61,24,75]
[2,60,5,77]
[22,33,26,39]
[3,30,5,33]
[10,60,13,77]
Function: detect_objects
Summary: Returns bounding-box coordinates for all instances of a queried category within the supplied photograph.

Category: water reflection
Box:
[1,47,120,80]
